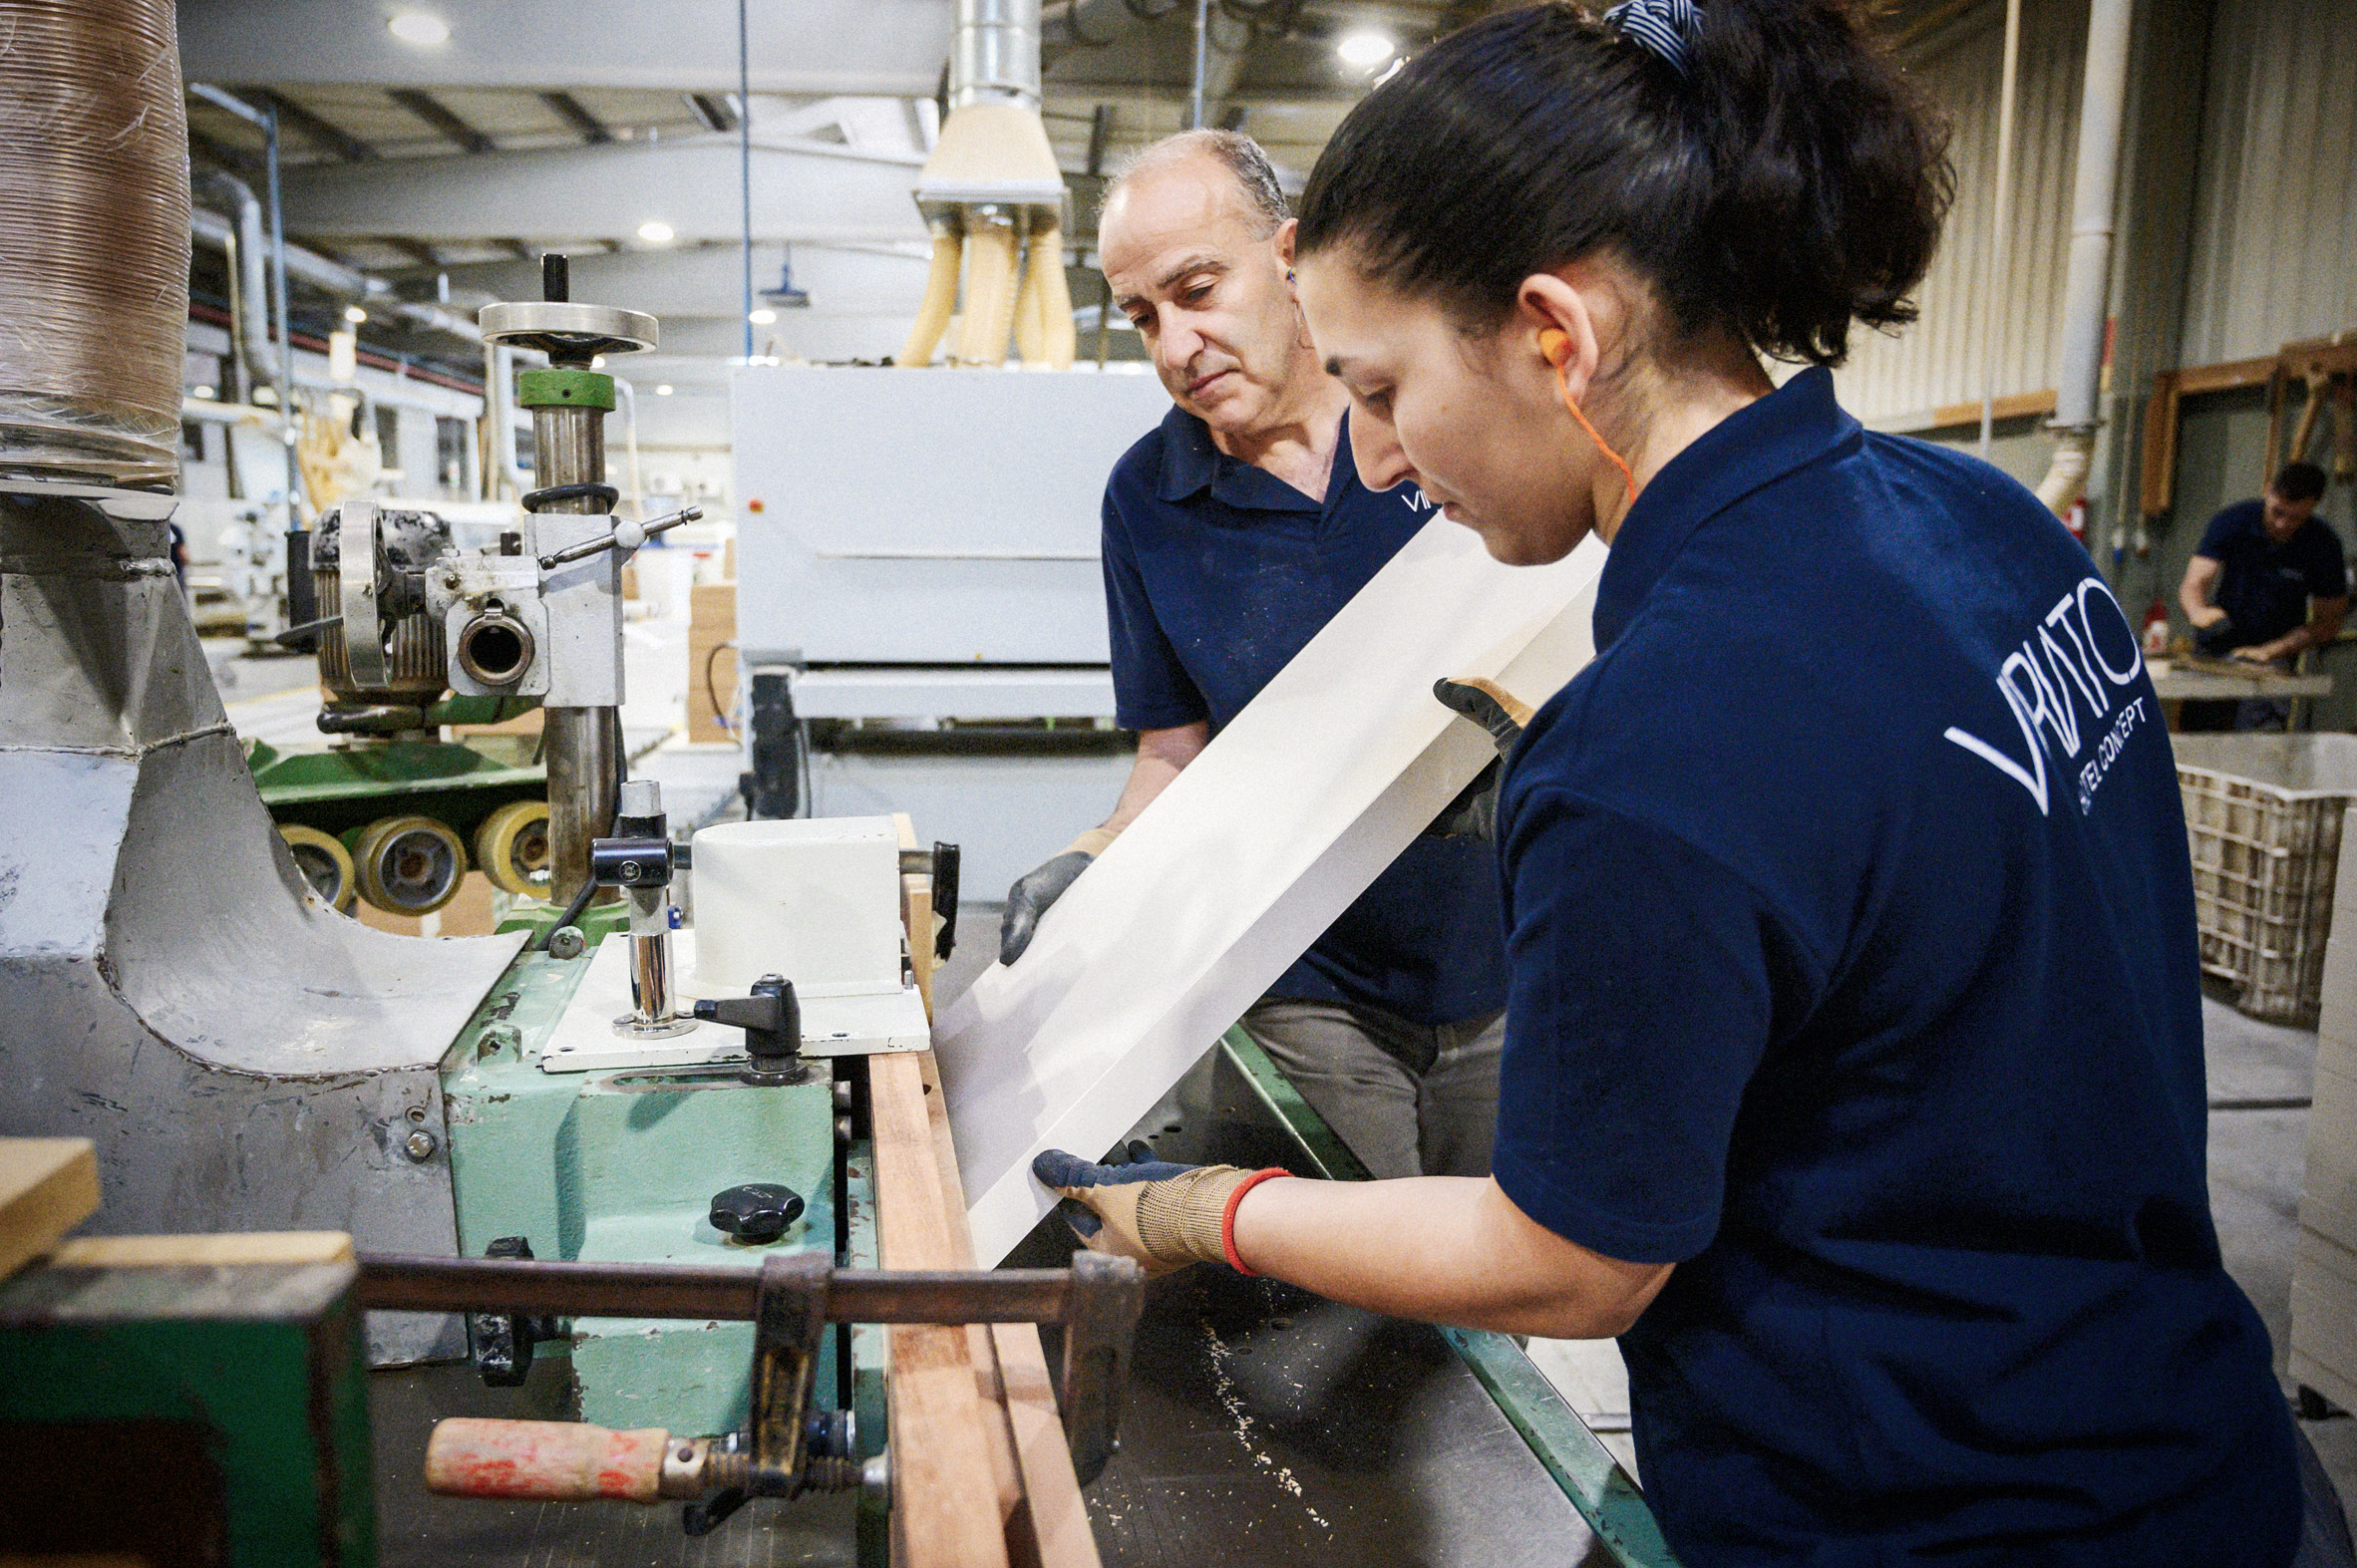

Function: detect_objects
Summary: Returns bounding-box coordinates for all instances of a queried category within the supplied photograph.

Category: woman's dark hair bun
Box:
[1296,0,1953,367]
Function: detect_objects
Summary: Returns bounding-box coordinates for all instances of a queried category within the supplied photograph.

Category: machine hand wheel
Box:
[474,799,553,896]
[277,823,357,912]
[352,814,468,915]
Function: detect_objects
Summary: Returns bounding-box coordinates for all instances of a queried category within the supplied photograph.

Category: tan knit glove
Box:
[1032,1149,1284,1276]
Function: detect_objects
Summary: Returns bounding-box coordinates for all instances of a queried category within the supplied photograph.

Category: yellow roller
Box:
[474,798,553,897]
[352,814,467,915]
[277,823,356,912]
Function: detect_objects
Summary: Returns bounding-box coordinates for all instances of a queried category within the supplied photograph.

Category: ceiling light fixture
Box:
[343,305,368,325]
[748,307,778,326]
[655,384,674,396]
[636,219,675,244]
[386,11,450,46]
[1336,30,1395,68]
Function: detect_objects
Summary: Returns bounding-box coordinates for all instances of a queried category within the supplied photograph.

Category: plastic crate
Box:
[2175,734,2357,1026]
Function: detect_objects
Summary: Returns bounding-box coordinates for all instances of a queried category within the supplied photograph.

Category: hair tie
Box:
[1603,0,1702,77]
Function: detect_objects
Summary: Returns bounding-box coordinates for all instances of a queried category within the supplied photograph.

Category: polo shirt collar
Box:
[1592,366,1860,650]
[1155,403,1352,513]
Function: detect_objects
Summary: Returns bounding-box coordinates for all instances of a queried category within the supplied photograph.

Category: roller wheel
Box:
[278,823,356,912]
[352,814,467,915]
[475,798,553,896]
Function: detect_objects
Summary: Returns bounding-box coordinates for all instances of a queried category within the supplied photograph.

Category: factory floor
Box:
[932,921,2357,1525]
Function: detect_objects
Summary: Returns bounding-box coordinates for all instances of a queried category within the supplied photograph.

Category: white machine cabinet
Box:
[730,365,1173,667]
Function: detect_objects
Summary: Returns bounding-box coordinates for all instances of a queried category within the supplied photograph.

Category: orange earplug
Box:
[1535,327,1637,507]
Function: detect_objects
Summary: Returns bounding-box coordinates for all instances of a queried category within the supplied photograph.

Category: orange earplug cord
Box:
[1537,327,1639,508]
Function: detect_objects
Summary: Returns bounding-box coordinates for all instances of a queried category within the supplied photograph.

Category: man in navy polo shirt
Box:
[995,130,1511,1179]
[2179,461,2347,731]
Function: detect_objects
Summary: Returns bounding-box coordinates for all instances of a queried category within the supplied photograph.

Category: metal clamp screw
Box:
[403,1128,441,1163]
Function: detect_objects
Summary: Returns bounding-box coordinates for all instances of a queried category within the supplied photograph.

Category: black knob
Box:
[709,1182,805,1244]
[542,251,568,302]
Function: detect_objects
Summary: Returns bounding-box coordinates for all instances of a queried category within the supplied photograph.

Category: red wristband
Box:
[1221,1168,1294,1276]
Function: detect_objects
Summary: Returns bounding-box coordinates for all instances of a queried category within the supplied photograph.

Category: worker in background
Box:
[997,129,1511,1183]
[1038,3,2346,1564]
[2178,460,2346,731]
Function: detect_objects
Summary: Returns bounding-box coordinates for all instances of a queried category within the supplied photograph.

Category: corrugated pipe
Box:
[2034,0,2134,518]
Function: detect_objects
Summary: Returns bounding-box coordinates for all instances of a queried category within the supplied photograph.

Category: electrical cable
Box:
[703,640,738,736]
[532,876,599,952]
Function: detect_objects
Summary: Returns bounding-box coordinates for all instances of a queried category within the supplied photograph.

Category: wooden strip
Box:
[51,1231,355,1268]
[1919,388,2058,433]
[2176,355,2278,397]
[0,1137,100,1281]
[2141,370,2182,518]
[870,1052,1014,1568]
[915,1053,1099,1568]
[893,813,938,1017]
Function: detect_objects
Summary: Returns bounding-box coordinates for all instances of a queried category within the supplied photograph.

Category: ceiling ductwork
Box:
[898,0,1075,369]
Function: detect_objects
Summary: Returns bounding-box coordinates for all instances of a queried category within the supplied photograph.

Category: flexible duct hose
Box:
[1033,219,1076,370]
[1013,227,1049,367]
[899,223,964,368]
[0,0,191,487]
[954,213,1020,367]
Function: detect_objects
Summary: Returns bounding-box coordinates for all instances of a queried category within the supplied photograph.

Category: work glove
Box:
[999,826,1119,966]
[1427,676,1534,839]
[1033,1143,1289,1276]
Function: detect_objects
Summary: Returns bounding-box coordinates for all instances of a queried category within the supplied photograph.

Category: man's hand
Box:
[1033,1145,1277,1275]
[2189,604,2229,631]
[999,827,1120,966]
[2230,642,2283,664]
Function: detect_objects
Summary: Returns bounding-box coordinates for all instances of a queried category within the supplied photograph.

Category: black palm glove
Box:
[999,849,1095,966]
[1426,677,1533,840]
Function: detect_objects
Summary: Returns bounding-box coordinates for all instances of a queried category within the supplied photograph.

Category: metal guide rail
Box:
[362,1251,1142,1538]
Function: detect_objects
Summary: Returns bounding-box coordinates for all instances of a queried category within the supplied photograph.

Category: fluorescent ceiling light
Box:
[748,307,778,325]
[1336,30,1395,68]
[636,219,675,244]
[655,384,674,396]
[343,305,368,324]
[387,12,449,46]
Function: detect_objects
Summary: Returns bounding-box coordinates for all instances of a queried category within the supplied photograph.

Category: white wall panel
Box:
[1834,0,2088,423]
[2178,0,2357,366]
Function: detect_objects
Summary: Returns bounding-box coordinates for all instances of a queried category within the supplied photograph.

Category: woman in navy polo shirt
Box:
[1037,2,2337,1561]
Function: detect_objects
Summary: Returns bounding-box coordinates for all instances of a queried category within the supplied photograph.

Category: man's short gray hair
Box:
[1108,130,1291,237]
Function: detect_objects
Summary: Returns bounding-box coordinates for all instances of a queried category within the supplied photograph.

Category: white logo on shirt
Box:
[1942,576,2146,817]
[1404,488,1435,513]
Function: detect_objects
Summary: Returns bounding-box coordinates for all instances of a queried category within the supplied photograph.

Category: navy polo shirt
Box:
[1101,404,1509,1026]
[1495,370,2297,1565]
[2192,498,2346,654]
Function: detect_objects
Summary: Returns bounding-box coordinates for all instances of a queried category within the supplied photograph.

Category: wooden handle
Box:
[426,1417,672,1502]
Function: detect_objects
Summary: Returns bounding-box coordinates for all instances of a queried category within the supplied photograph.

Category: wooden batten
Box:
[875,836,1100,1568]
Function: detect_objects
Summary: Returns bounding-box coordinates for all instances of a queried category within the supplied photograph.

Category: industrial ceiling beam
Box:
[541,91,613,145]
[251,87,377,162]
[186,126,261,176]
[280,139,933,248]
[178,0,954,97]
[382,235,445,268]
[686,93,743,133]
[388,89,499,155]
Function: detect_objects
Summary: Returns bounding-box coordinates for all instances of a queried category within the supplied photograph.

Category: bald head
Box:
[1106,130,1290,239]
[1100,132,1327,444]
